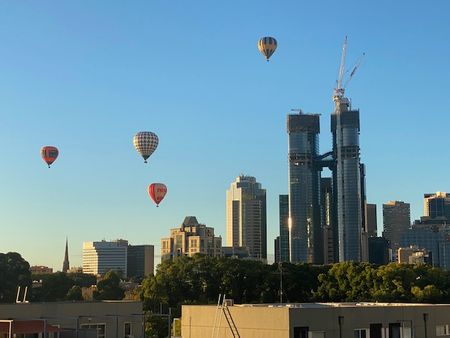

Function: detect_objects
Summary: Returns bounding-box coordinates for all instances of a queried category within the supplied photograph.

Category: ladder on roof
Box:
[211,294,240,338]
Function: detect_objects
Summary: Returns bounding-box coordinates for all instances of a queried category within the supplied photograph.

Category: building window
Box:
[124,322,132,338]
[81,323,106,338]
[437,324,450,336]
[354,329,368,338]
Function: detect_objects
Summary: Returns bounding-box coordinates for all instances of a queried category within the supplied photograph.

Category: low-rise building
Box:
[0,301,143,338]
[182,302,450,338]
[30,266,53,274]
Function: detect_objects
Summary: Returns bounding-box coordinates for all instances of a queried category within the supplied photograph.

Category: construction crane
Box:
[333,36,365,103]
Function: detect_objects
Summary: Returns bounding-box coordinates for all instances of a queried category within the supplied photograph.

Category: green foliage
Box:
[66,285,83,301]
[0,252,31,303]
[31,272,97,302]
[94,270,125,300]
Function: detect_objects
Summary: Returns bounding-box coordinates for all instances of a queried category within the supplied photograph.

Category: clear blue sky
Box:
[1,1,449,270]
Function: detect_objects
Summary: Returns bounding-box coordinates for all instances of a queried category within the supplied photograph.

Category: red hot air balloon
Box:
[41,146,59,168]
[148,183,167,207]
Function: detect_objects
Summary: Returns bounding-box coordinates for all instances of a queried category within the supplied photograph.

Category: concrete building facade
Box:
[383,201,411,258]
[161,216,222,261]
[182,302,450,338]
[226,175,267,261]
[82,240,128,276]
[0,301,143,338]
[127,245,154,278]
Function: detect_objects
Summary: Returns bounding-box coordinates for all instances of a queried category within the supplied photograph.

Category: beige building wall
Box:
[183,303,450,338]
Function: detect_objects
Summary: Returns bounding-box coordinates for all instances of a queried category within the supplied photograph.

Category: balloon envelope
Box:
[133,131,159,163]
[148,183,167,207]
[41,146,59,168]
[258,37,277,61]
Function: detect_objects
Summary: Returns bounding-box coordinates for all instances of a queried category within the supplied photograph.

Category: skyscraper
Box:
[332,94,363,262]
[287,113,322,264]
[424,192,450,220]
[383,201,411,256]
[62,237,70,273]
[226,175,267,261]
[366,203,378,237]
[278,194,289,262]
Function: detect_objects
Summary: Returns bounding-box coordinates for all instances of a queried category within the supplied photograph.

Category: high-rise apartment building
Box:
[127,245,154,278]
[226,176,267,261]
[424,192,450,220]
[383,201,411,256]
[278,194,289,262]
[82,240,128,276]
[287,113,322,264]
[161,216,222,261]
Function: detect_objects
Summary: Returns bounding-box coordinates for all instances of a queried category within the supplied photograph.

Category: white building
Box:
[83,240,128,277]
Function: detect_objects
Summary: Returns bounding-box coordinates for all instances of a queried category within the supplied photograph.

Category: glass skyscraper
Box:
[331,96,363,262]
[279,194,289,262]
[287,113,322,263]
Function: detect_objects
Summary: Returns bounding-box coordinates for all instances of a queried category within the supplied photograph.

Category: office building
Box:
[82,240,128,277]
[368,237,389,265]
[424,191,450,220]
[62,237,70,273]
[278,194,289,262]
[183,302,450,338]
[287,113,322,264]
[383,201,411,258]
[127,245,154,278]
[366,203,378,237]
[161,216,222,261]
[398,245,430,265]
[226,175,267,261]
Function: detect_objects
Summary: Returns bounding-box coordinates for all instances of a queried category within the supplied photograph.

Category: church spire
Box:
[63,237,70,273]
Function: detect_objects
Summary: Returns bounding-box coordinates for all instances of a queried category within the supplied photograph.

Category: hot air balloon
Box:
[40,146,59,168]
[257,37,277,61]
[133,131,159,163]
[148,183,167,207]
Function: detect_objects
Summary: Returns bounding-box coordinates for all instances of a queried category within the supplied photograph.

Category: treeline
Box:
[141,255,450,318]
[0,252,123,302]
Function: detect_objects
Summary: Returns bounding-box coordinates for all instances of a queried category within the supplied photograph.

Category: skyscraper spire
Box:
[63,237,70,273]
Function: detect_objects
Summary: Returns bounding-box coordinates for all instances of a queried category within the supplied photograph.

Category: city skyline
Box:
[1,1,450,270]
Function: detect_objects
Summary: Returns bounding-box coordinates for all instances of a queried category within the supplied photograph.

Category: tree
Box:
[66,285,83,301]
[0,252,31,303]
[94,270,124,300]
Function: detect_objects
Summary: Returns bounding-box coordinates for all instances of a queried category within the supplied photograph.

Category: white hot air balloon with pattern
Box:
[133,131,159,163]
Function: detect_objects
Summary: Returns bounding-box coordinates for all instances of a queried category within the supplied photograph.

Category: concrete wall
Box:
[0,301,143,338]
[182,305,289,338]
[183,303,450,338]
